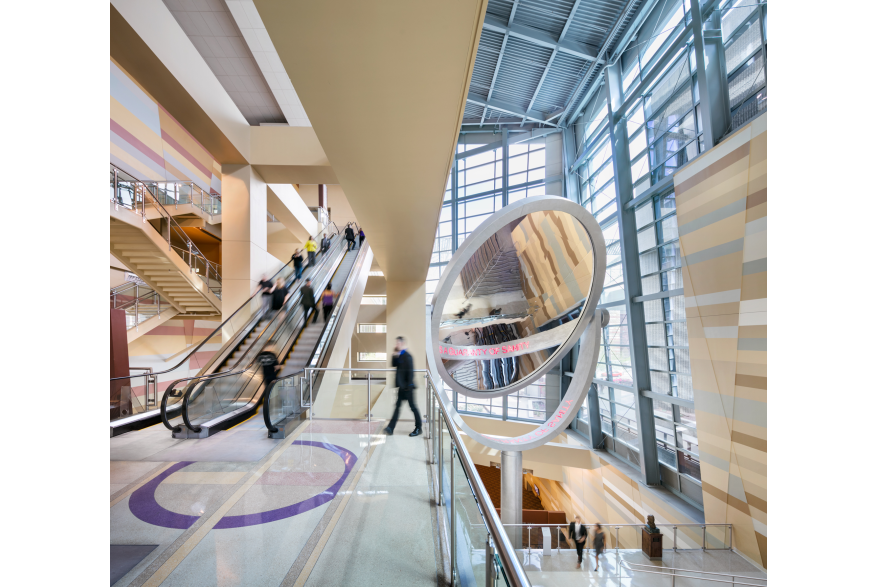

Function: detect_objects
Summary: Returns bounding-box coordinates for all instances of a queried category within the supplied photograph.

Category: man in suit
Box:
[384,336,422,437]
[568,515,588,569]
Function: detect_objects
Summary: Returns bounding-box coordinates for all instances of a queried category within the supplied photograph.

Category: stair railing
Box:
[111,163,222,299]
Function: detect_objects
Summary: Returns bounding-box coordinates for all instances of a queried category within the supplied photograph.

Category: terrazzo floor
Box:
[110,416,439,587]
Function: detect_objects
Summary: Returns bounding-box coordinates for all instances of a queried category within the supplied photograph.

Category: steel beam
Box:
[691,0,732,148]
[482,14,603,64]
[557,0,640,127]
[480,32,510,127]
[603,62,660,485]
[466,92,556,126]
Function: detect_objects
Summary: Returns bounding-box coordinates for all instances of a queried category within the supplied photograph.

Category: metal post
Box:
[189,241,193,270]
[501,450,522,549]
[527,527,530,554]
[615,526,619,553]
[501,128,509,206]
[691,0,732,148]
[438,415,443,506]
[450,443,456,586]
[673,526,677,551]
[367,372,371,424]
[309,369,314,419]
[702,525,706,550]
[603,61,661,485]
[729,524,733,551]
[113,168,118,209]
[485,535,494,586]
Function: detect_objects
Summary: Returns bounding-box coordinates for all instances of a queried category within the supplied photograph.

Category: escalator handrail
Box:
[110,224,341,384]
[262,239,369,432]
[162,235,350,431]
[261,369,304,433]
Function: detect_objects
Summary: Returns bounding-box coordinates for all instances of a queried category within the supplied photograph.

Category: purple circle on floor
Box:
[128,440,357,529]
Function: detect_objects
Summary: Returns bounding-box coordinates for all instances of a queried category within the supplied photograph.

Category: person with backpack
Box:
[300,278,316,326]
[344,223,356,250]
[320,282,338,322]
[256,342,282,391]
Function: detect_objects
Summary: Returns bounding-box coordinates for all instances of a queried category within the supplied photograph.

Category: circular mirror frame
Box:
[429,196,606,399]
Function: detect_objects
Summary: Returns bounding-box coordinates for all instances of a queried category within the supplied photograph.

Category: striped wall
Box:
[673,114,767,568]
[126,318,221,405]
[110,59,222,194]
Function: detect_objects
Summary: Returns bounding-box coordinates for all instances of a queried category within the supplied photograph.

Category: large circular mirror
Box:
[430,197,606,398]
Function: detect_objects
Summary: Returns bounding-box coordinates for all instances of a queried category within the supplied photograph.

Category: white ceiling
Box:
[226,0,311,127]
[162,0,308,127]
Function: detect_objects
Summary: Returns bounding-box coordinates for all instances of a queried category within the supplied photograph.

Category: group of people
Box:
[290,234,325,282]
[568,516,608,570]
[344,223,364,251]
[257,276,291,318]
[296,278,338,326]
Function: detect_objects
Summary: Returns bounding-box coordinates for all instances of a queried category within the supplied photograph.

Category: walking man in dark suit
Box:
[568,515,588,569]
[384,336,422,437]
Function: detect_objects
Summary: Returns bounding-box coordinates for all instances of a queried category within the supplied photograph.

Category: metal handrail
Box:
[262,238,369,430]
[166,232,349,432]
[111,164,217,281]
[423,369,530,587]
[111,225,341,393]
[620,561,766,587]
[278,367,528,586]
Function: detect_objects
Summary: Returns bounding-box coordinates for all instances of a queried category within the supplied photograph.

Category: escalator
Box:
[159,233,369,439]
[109,223,345,437]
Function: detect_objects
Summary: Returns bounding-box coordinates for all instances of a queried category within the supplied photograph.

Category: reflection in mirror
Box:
[437,210,595,391]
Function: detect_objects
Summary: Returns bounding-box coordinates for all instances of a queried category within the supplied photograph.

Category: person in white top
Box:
[568,515,588,569]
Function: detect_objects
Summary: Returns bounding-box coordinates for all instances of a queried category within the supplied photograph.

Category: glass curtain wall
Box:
[722,0,767,130]
[573,98,638,461]
[431,136,555,422]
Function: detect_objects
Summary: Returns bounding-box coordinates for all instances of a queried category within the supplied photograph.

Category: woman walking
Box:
[320,282,338,322]
[592,523,606,571]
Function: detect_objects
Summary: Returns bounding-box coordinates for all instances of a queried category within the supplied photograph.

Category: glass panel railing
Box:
[453,445,491,587]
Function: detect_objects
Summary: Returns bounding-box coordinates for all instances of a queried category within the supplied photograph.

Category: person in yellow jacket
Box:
[304,236,318,269]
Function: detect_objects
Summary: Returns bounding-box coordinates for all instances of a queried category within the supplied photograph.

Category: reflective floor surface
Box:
[517,548,766,587]
[110,415,440,586]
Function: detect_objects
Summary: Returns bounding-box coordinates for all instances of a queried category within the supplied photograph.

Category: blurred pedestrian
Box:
[384,336,422,437]
[593,523,606,571]
[271,277,290,316]
[257,274,273,316]
[321,233,331,255]
[257,342,282,391]
[320,282,338,322]
[300,278,316,326]
[291,249,304,281]
[568,515,588,569]
[305,236,318,267]
[344,223,355,250]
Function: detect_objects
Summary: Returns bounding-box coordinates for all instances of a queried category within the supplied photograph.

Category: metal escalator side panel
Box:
[263,243,371,434]
[175,238,352,436]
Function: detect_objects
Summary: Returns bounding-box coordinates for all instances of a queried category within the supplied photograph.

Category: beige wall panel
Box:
[679,211,746,256]
[684,252,745,295]
[735,360,767,377]
[676,163,750,217]
[740,272,767,301]
[697,301,741,318]
[746,202,767,223]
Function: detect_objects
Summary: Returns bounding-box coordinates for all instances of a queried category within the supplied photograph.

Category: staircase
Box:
[110,170,222,317]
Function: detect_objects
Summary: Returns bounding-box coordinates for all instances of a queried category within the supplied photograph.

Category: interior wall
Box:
[296,184,359,230]
[111,59,222,192]
[125,318,222,405]
[673,114,768,568]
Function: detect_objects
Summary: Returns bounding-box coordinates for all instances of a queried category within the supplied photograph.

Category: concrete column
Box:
[221,165,268,334]
[501,450,522,548]
[386,281,427,409]
[544,132,564,196]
